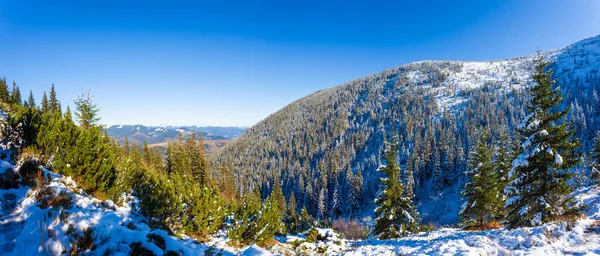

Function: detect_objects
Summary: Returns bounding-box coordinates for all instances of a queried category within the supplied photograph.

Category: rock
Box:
[0,161,19,189]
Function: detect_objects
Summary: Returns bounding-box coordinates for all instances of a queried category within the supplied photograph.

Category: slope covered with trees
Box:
[212,35,600,224]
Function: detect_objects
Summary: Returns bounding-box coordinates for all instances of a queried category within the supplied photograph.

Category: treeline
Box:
[0,80,316,247]
[370,55,600,239]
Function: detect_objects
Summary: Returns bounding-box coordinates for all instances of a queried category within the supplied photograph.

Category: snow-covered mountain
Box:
[213,34,600,224]
[106,125,247,145]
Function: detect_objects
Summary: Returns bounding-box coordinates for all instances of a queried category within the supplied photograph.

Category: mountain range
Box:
[106,125,247,151]
[212,34,600,225]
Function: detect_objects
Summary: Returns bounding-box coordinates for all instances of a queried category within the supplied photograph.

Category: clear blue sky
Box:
[0,0,598,126]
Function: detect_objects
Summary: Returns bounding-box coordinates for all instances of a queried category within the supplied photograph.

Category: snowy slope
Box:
[345,186,600,255]
[2,158,599,255]
[0,159,265,255]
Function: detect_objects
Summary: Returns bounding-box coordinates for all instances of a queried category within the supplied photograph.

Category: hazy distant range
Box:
[106,125,247,153]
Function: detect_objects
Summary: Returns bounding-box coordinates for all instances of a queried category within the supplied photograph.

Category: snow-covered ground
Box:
[345,186,600,256]
[1,155,599,255]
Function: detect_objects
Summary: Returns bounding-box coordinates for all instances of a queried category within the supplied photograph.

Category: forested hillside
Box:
[212,35,600,225]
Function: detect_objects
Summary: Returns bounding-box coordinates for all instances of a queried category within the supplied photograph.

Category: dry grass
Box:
[464,221,504,231]
[333,218,370,240]
[70,228,96,255]
[256,237,279,248]
[36,187,73,210]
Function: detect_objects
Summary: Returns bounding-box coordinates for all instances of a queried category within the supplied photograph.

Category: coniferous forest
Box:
[2,35,600,255]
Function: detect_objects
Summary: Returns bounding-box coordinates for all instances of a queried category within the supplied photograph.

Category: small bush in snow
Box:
[332,218,369,240]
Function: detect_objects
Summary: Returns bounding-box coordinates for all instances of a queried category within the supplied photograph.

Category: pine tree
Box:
[49,84,61,113]
[284,192,300,234]
[460,133,502,227]
[0,78,8,102]
[74,91,100,129]
[272,181,286,216]
[592,132,600,184]
[41,92,49,113]
[504,54,582,228]
[10,81,21,105]
[372,139,420,239]
[496,132,512,191]
[26,90,36,109]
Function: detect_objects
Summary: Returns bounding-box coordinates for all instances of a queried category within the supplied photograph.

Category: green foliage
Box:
[592,132,600,184]
[227,189,284,248]
[504,54,583,228]
[460,133,503,227]
[74,90,100,129]
[372,139,421,239]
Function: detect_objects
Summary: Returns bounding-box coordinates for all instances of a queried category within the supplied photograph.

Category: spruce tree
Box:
[74,91,100,129]
[592,132,600,184]
[272,181,286,215]
[10,81,21,105]
[41,92,49,113]
[372,139,420,239]
[504,54,582,228]
[0,78,8,102]
[460,133,502,227]
[49,84,60,113]
[285,192,300,233]
[26,90,36,109]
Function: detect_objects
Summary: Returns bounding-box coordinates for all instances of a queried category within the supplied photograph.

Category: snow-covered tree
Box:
[592,132,600,184]
[504,54,582,228]
[460,133,502,227]
[372,139,420,239]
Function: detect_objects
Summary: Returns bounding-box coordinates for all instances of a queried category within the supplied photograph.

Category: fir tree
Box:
[504,54,582,228]
[272,181,286,215]
[372,138,420,239]
[41,92,49,113]
[74,91,100,129]
[10,81,21,105]
[26,90,36,109]
[49,84,61,113]
[496,132,512,191]
[0,78,8,102]
[592,132,600,184]
[460,133,502,227]
[284,192,300,234]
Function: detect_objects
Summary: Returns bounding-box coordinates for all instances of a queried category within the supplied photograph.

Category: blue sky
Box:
[0,0,599,126]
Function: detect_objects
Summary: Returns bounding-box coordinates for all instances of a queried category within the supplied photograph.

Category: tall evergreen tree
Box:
[272,181,286,215]
[10,81,21,105]
[74,91,100,129]
[460,133,502,227]
[372,138,420,239]
[592,131,600,184]
[26,90,36,109]
[504,54,582,228]
[41,92,49,113]
[284,192,301,233]
[49,84,61,113]
[0,78,8,102]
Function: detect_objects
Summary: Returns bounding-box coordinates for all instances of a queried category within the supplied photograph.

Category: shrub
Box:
[19,159,41,188]
[332,218,369,240]
[129,242,156,256]
[70,228,95,255]
[464,221,504,231]
[146,233,166,251]
[36,187,73,209]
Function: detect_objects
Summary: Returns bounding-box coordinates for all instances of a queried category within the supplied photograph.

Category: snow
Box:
[0,160,13,174]
[241,244,273,255]
[555,153,563,166]
[345,186,600,255]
